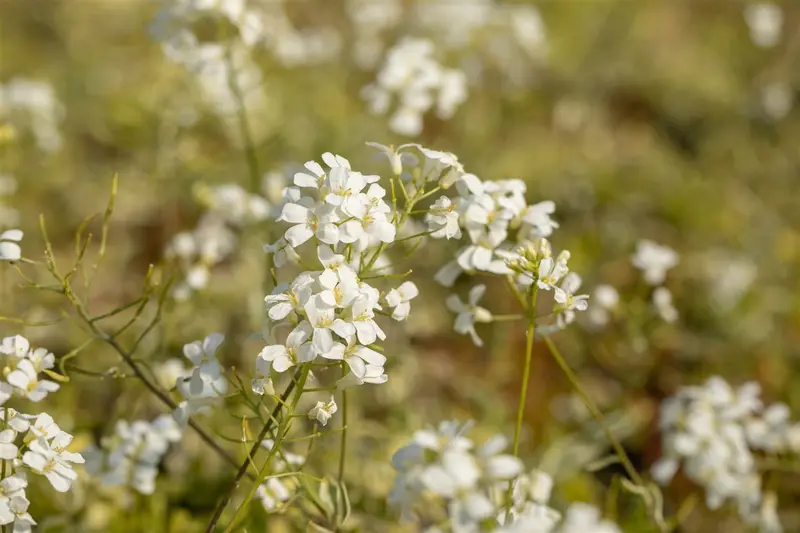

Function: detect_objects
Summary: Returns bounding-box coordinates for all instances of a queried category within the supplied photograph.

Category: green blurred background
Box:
[1,1,799,531]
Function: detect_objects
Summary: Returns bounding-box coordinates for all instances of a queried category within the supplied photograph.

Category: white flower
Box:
[174,334,228,425]
[0,473,28,527]
[317,245,359,294]
[293,159,327,190]
[537,254,569,290]
[364,38,468,136]
[0,230,21,261]
[24,413,58,440]
[278,200,340,247]
[631,240,678,286]
[554,273,589,328]
[653,287,678,323]
[447,285,493,347]
[0,336,29,361]
[182,332,224,368]
[413,145,464,188]
[348,293,386,346]
[83,414,181,495]
[653,376,772,523]
[522,201,558,238]
[365,142,417,175]
[257,478,291,511]
[325,336,387,380]
[475,435,523,481]
[258,321,316,373]
[337,364,388,389]
[6,360,59,402]
[308,396,338,426]
[745,3,782,48]
[586,284,618,328]
[265,275,314,321]
[22,434,84,492]
[385,281,419,321]
[304,296,357,355]
[325,167,367,209]
[0,430,18,460]
[425,196,461,239]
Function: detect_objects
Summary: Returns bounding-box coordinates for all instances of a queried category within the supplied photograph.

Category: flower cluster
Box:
[0,410,84,532]
[0,336,59,402]
[362,38,467,137]
[423,170,588,340]
[83,414,182,495]
[388,421,523,529]
[500,455,619,533]
[0,336,83,532]
[260,257,389,392]
[173,333,228,426]
[389,421,621,533]
[166,182,271,300]
[631,239,679,323]
[652,376,800,530]
[149,1,271,143]
[0,78,64,153]
[259,146,480,395]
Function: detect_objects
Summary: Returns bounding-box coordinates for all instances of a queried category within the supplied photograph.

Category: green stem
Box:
[337,362,348,485]
[505,286,538,514]
[204,368,302,532]
[491,314,524,322]
[221,366,310,532]
[511,286,538,457]
[542,336,644,486]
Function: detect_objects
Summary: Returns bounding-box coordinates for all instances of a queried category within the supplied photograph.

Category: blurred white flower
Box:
[745,3,782,48]
[0,230,22,262]
[631,239,678,286]
[652,287,678,323]
[586,284,619,328]
[446,285,493,347]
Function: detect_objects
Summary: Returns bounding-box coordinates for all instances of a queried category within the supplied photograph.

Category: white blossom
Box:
[553,273,589,328]
[745,3,782,48]
[22,432,84,492]
[447,285,493,347]
[586,284,619,328]
[0,230,22,262]
[652,287,678,323]
[631,240,678,286]
[308,396,338,426]
[426,196,461,240]
[385,281,419,321]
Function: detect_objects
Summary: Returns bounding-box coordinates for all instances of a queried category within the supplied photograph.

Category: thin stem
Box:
[222,366,310,532]
[505,286,538,514]
[394,230,433,243]
[223,28,260,192]
[511,286,538,457]
[205,368,302,532]
[491,314,523,322]
[337,363,348,485]
[542,336,644,486]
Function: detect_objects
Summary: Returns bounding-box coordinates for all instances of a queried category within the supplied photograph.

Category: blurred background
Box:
[1,0,800,531]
